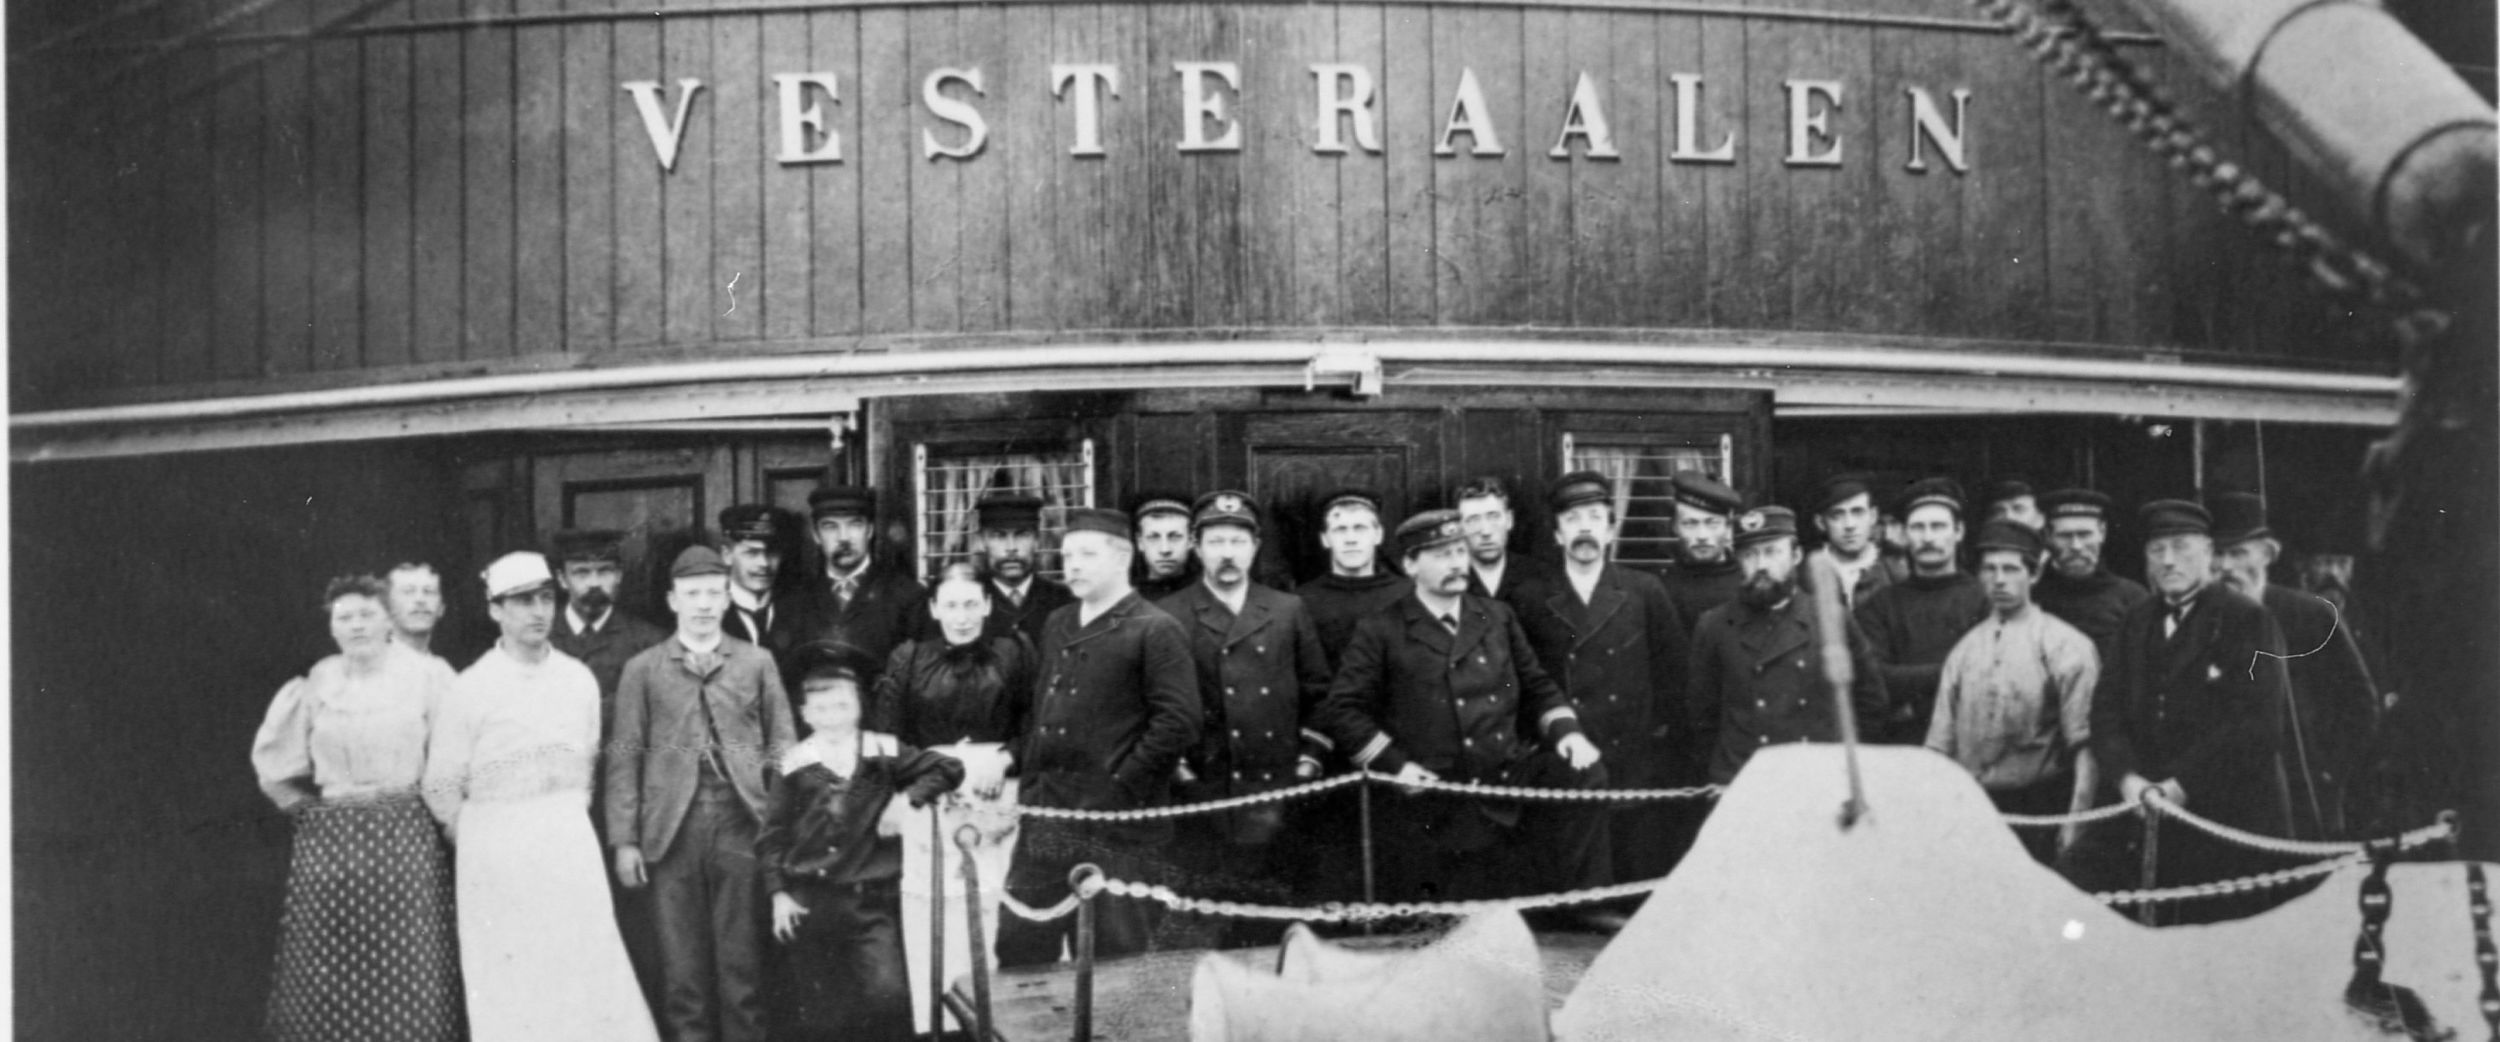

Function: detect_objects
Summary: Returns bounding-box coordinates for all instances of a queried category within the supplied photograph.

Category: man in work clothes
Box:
[1457,475,1563,610]
[994,508,1203,967]
[1659,472,1747,637]
[1130,491,1200,603]
[1688,506,1889,786]
[1294,487,1414,667]
[798,486,929,697]
[2032,488,2152,662]
[1807,473,1902,610]
[972,493,1077,647]
[1855,478,1991,744]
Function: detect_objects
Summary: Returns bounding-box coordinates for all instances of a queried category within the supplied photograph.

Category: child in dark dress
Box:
[759,645,964,1042]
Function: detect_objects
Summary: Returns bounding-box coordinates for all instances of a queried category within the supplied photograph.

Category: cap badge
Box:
[1740,510,1765,532]
[1439,521,1462,540]
[1214,494,1246,515]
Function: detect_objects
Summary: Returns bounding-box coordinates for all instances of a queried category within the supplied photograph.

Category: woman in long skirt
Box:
[252,575,465,1042]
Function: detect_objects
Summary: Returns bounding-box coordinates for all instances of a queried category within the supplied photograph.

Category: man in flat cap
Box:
[606,545,797,1042]
[1518,471,1692,903]
[1129,490,1200,603]
[994,508,1202,968]
[1456,475,1564,610]
[2090,499,2293,923]
[1293,487,1414,667]
[1687,506,1888,786]
[2033,488,2152,662]
[718,504,810,668]
[1924,520,2102,868]
[1854,478,1991,743]
[972,493,1076,647]
[798,486,929,698]
[2211,492,2380,840]
[1660,471,1747,636]
[1315,509,1605,903]
[1808,472,1903,610]
[1984,477,2046,532]
[1161,491,1333,944]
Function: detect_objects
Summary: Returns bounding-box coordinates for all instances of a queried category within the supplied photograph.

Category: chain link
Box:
[996,890,1084,923]
[1357,771,1724,805]
[2145,794,2457,859]
[2469,864,2500,1037]
[1014,772,1365,822]
[1088,874,1665,924]
[2090,851,2364,907]
[2002,801,2142,828]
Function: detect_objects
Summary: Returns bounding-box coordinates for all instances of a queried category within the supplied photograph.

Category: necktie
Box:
[1005,586,1024,609]
[831,575,858,612]
[1439,612,1460,635]
[2163,604,2186,640]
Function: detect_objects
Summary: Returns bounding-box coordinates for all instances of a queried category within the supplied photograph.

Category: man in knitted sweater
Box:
[1854,478,1991,744]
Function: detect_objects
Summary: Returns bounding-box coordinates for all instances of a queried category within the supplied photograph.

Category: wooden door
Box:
[530,443,735,623]
[1231,411,1441,586]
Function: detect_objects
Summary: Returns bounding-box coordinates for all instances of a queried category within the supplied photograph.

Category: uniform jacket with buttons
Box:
[1162,581,1334,795]
[1317,591,1582,780]
[757,732,963,893]
[604,635,798,860]
[1688,593,1888,785]
[1517,564,1690,785]
[2092,584,2291,836]
[981,576,1078,649]
[1011,591,1203,842]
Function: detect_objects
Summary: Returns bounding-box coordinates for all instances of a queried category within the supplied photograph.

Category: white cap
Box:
[481,552,557,601]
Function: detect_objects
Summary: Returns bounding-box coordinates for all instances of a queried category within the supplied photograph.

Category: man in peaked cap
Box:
[718,504,811,667]
[548,528,670,705]
[2033,488,2153,660]
[1925,520,2103,868]
[1984,477,2046,532]
[1854,477,1991,744]
[972,493,1076,647]
[1293,487,1414,666]
[2089,499,2294,923]
[798,485,929,700]
[1313,509,1605,904]
[1660,471,1747,637]
[995,507,1202,968]
[2211,491,2380,840]
[1686,506,1888,786]
[1129,490,1200,603]
[1808,472,1903,610]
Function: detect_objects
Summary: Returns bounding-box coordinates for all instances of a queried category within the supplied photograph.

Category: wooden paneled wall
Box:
[11,0,2360,410]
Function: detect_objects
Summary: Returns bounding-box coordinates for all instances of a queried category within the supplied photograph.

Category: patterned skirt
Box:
[266,793,464,1042]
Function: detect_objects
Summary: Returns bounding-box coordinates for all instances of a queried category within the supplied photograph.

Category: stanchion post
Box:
[930,806,947,1039]
[1358,778,1377,937]
[2137,800,2161,927]
[1070,863,1100,1042]
[954,824,992,1042]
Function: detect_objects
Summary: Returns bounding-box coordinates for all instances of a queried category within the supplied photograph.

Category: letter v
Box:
[623,79,706,173]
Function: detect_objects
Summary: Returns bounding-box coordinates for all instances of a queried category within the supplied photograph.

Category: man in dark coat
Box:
[2091,499,2293,924]
[1659,471,1746,636]
[1294,487,1413,667]
[1855,478,1991,744]
[796,486,929,697]
[2211,492,2379,841]
[2034,488,2152,660]
[1688,506,1889,785]
[1457,475,1563,609]
[971,493,1077,647]
[719,504,813,670]
[1315,510,1606,903]
[1807,472,1902,610]
[1161,491,1333,943]
[1520,471,1691,896]
[1130,491,1199,602]
[994,508,1203,968]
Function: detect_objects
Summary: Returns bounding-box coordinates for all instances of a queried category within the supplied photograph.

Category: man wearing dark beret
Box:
[1807,472,1903,610]
[797,486,930,701]
[1853,477,1991,743]
[1313,509,1605,903]
[994,508,1203,968]
[1292,487,1414,667]
[1686,506,1889,785]
[971,493,1076,648]
[2033,488,2152,660]
[2089,499,2294,923]
[1984,477,2045,532]
[1129,490,1200,603]
[1660,471,1747,635]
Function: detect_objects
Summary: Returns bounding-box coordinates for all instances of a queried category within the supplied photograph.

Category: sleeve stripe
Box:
[1351,733,1392,769]
[1539,707,1578,729]
[1301,728,1335,750]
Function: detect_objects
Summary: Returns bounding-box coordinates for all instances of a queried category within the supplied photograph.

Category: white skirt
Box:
[455,790,659,1042]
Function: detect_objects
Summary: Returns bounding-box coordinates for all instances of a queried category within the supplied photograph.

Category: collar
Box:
[677,632,726,656]
[1412,587,1464,621]
[1565,562,1605,602]
[566,605,611,635]
[2163,584,2206,615]
[994,575,1035,600]
[826,557,874,585]
[1990,601,2038,628]
[1205,579,1250,616]
[729,585,772,612]
[1827,545,1879,570]
[1474,557,1508,591]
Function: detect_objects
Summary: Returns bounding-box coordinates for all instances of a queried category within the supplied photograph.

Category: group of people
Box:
[251,466,2385,1041]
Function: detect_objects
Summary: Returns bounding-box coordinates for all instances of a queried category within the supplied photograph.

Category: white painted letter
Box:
[624,78,705,173]
[1905,86,1971,174]
[922,68,989,160]
[773,73,842,164]
[1311,63,1381,155]
[1784,79,1843,167]
[1548,72,1620,160]
[1670,73,1735,163]
[1175,61,1242,153]
[1434,68,1505,157]
[1053,64,1121,157]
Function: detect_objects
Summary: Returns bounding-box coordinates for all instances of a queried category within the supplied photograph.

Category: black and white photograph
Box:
[9,0,2497,1037]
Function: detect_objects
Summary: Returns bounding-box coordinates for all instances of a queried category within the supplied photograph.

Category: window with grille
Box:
[1561,432,1733,570]
[913,440,1095,584]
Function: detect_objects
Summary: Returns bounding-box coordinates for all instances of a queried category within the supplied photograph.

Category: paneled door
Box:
[1232,411,1441,586]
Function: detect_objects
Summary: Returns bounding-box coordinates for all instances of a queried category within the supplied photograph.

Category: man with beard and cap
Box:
[799,486,929,696]
[1130,490,1200,602]
[994,508,1202,968]
[1293,488,1414,666]
[1807,473,1902,610]
[1687,506,1888,786]
[2211,492,2380,840]
[1924,520,2101,868]
[1314,510,1606,904]
[2032,489,2152,659]
[386,562,447,658]
[1456,475,1563,609]
[970,493,1076,647]
[1984,477,2046,532]
[719,504,811,666]
[1160,491,1333,946]
[2091,500,2293,924]
[1659,472,1746,634]
[1855,478,1991,744]
[1519,471,1691,910]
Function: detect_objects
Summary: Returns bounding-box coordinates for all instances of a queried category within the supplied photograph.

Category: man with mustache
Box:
[2091,499,2293,924]
[970,494,1075,647]
[718,504,810,668]
[549,528,670,705]
[1519,471,1691,907]
[386,561,447,658]
[2032,488,2151,661]
[1807,473,1902,610]
[1457,475,1563,610]
[1161,491,1332,944]
[2210,492,2379,840]
[1687,506,1888,786]
[1659,472,1746,635]
[1854,478,1991,744]
[1293,487,1413,666]
[1315,510,1605,903]
[1130,491,1200,603]
[798,486,929,699]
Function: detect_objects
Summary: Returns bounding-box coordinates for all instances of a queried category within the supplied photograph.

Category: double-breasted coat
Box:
[1517,565,1690,784]
[1687,594,1889,785]
[603,636,798,861]
[1162,582,1334,797]
[798,560,931,680]
[981,577,1078,648]
[2092,585,2293,853]
[1010,592,1203,845]
[1317,592,1583,781]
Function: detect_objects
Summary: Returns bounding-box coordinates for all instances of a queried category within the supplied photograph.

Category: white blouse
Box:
[250,642,455,809]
